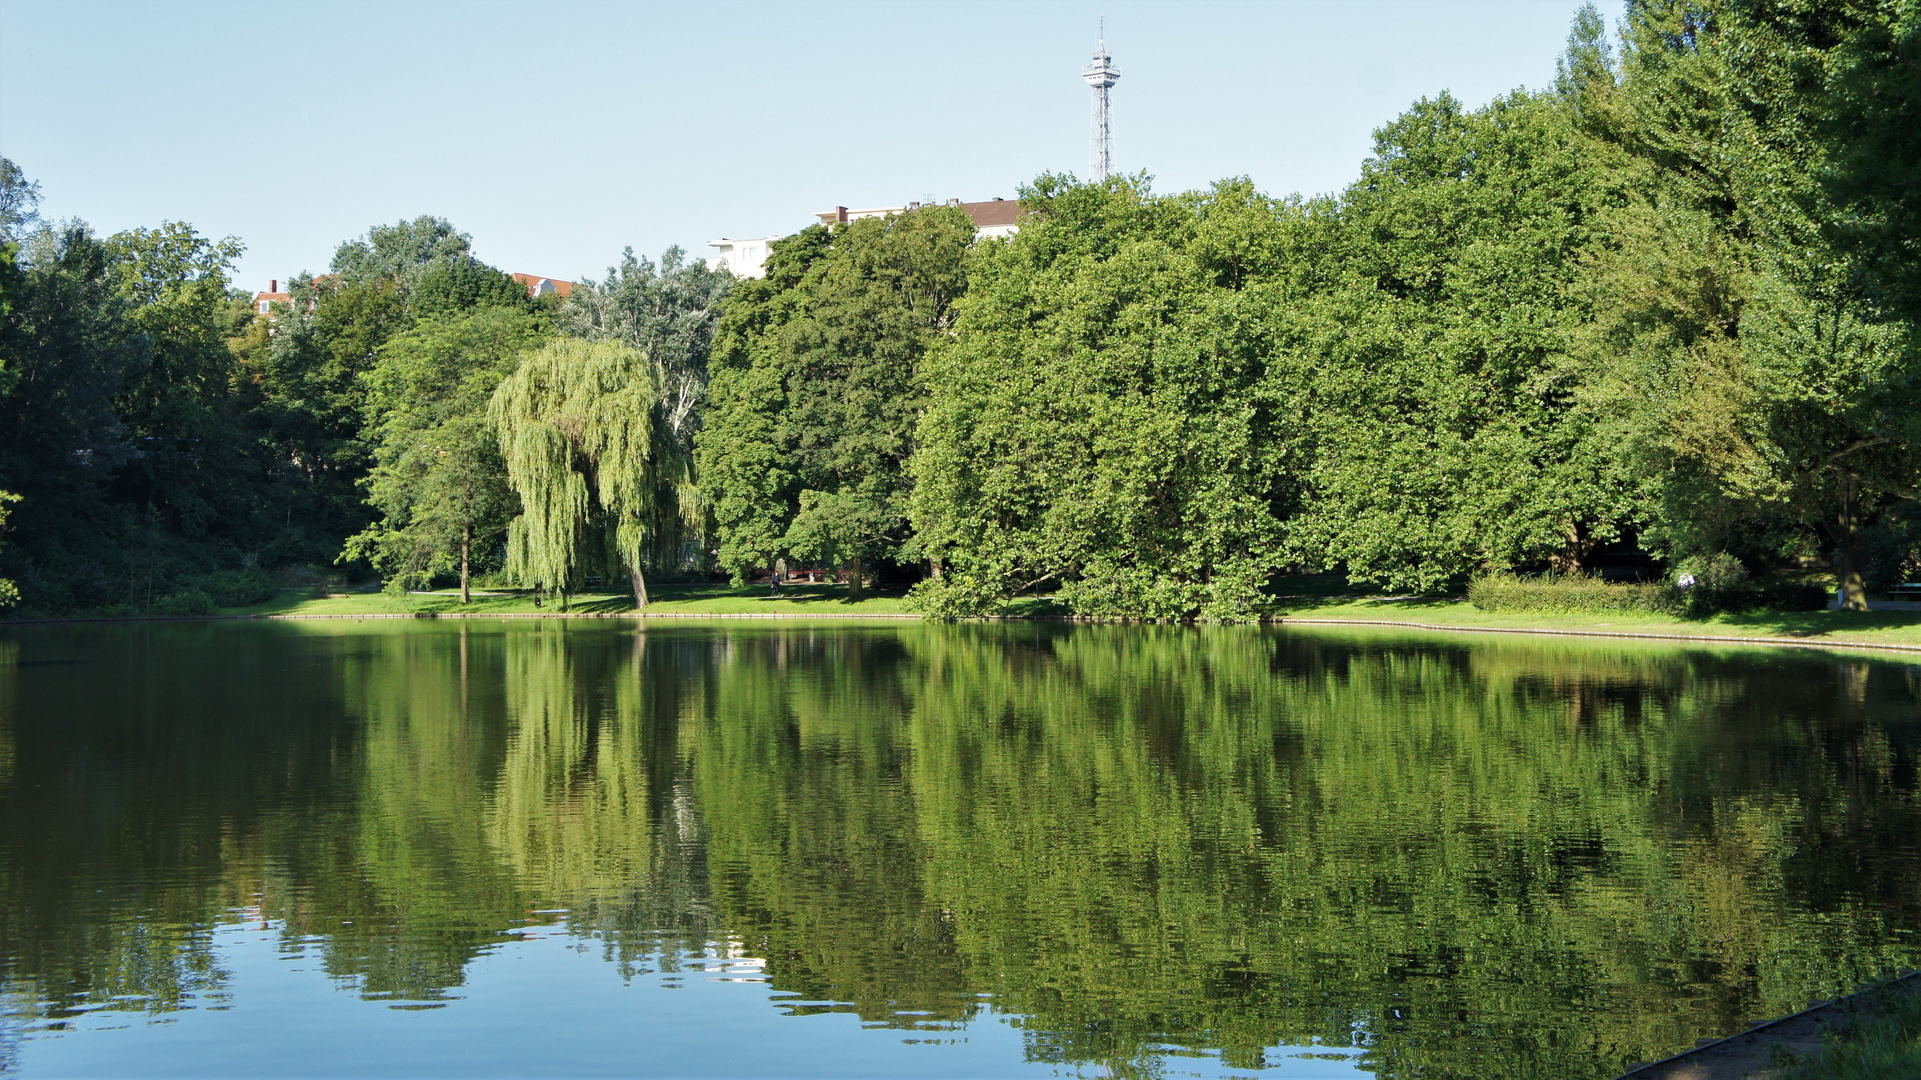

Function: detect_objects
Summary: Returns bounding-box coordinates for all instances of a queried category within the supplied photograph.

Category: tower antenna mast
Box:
[1082,18,1121,182]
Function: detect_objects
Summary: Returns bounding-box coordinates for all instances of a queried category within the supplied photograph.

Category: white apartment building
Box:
[706,236,782,280]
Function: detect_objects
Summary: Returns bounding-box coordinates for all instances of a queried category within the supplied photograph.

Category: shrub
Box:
[1468,569,1830,617]
[154,589,214,617]
[906,576,1001,619]
[202,569,275,607]
[1672,552,1749,615]
[1669,553,1831,614]
[1467,573,1678,615]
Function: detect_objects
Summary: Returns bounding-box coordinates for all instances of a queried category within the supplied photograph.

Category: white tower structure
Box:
[1082,23,1120,182]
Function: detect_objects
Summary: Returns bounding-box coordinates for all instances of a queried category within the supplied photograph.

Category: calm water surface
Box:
[1,620,1917,1078]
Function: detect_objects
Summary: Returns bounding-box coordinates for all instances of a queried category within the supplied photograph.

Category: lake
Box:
[1,619,1917,1078]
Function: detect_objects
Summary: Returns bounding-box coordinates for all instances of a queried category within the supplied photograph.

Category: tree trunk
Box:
[459,526,472,605]
[1834,483,1870,611]
[630,564,650,610]
[1551,520,1594,575]
[847,556,864,601]
[931,557,943,582]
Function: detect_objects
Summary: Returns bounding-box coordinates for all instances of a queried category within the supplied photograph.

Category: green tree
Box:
[344,307,547,601]
[699,207,973,597]
[1288,86,1644,591]
[256,273,412,549]
[102,222,251,539]
[490,338,691,608]
[411,255,533,318]
[256,220,530,566]
[329,215,473,287]
[0,157,41,244]
[0,220,144,607]
[1785,0,1921,325]
[0,157,35,404]
[558,246,732,447]
[0,163,294,609]
[1576,0,1921,608]
[0,491,19,606]
[909,177,1311,617]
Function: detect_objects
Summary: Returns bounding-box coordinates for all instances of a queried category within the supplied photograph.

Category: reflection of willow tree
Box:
[238,622,719,999]
[490,627,653,895]
[2,622,1917,1079]
[676,623,1921,1080]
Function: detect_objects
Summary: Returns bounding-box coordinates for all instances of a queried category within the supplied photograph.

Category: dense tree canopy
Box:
[490,338,692,609]
[1572,0,1921,609]
[0,192,587,612]
[909,178,1308,618]
[558,245,731,446]
[698,208,973,595]
[345,306,547,600]
[0,1,1916,617]
[905,0,1921,616]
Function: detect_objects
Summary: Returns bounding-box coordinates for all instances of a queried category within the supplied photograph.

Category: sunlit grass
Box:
[219,581,914,618]
[1267,595,1921,649]
[27,577,1920,649]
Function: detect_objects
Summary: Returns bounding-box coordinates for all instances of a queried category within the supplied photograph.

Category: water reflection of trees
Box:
[1,621,1916,1080]
[679,625,1921,1079]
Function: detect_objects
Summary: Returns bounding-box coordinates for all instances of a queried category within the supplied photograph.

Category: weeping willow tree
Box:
[490,339,697,608]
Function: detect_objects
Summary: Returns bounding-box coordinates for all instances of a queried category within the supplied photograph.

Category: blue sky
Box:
[1,0,1598,291]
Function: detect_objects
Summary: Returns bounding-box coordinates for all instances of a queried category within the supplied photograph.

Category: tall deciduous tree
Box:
[1288,86,1644,592]
[411,255,534,318]
[558,246,731,447]
[0,220,142,605]
[345,307,546,601]
[103,222,251,537]
[1578,0,1921,609]
[330,215,473,287]
[258,273,412,547]
[260,220,530,564]
[0,157,40,245]
[911,177,1309,618]
[699,207,972,598]
[490,339,692,608]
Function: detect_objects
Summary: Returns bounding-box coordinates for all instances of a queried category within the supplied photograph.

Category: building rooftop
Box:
[511,273,574,298]
[957,198,1022,229]
[813,198,1025,231]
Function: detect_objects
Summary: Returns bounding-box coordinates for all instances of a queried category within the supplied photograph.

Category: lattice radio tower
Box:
[1083,19,1121,182]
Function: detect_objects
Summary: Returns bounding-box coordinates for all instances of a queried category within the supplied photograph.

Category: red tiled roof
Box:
[511,273,575,298]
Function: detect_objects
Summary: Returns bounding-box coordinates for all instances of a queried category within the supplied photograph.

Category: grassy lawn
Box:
[18,574,1921,651]
[219,581,914,618]
[1268,594,1921,650]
